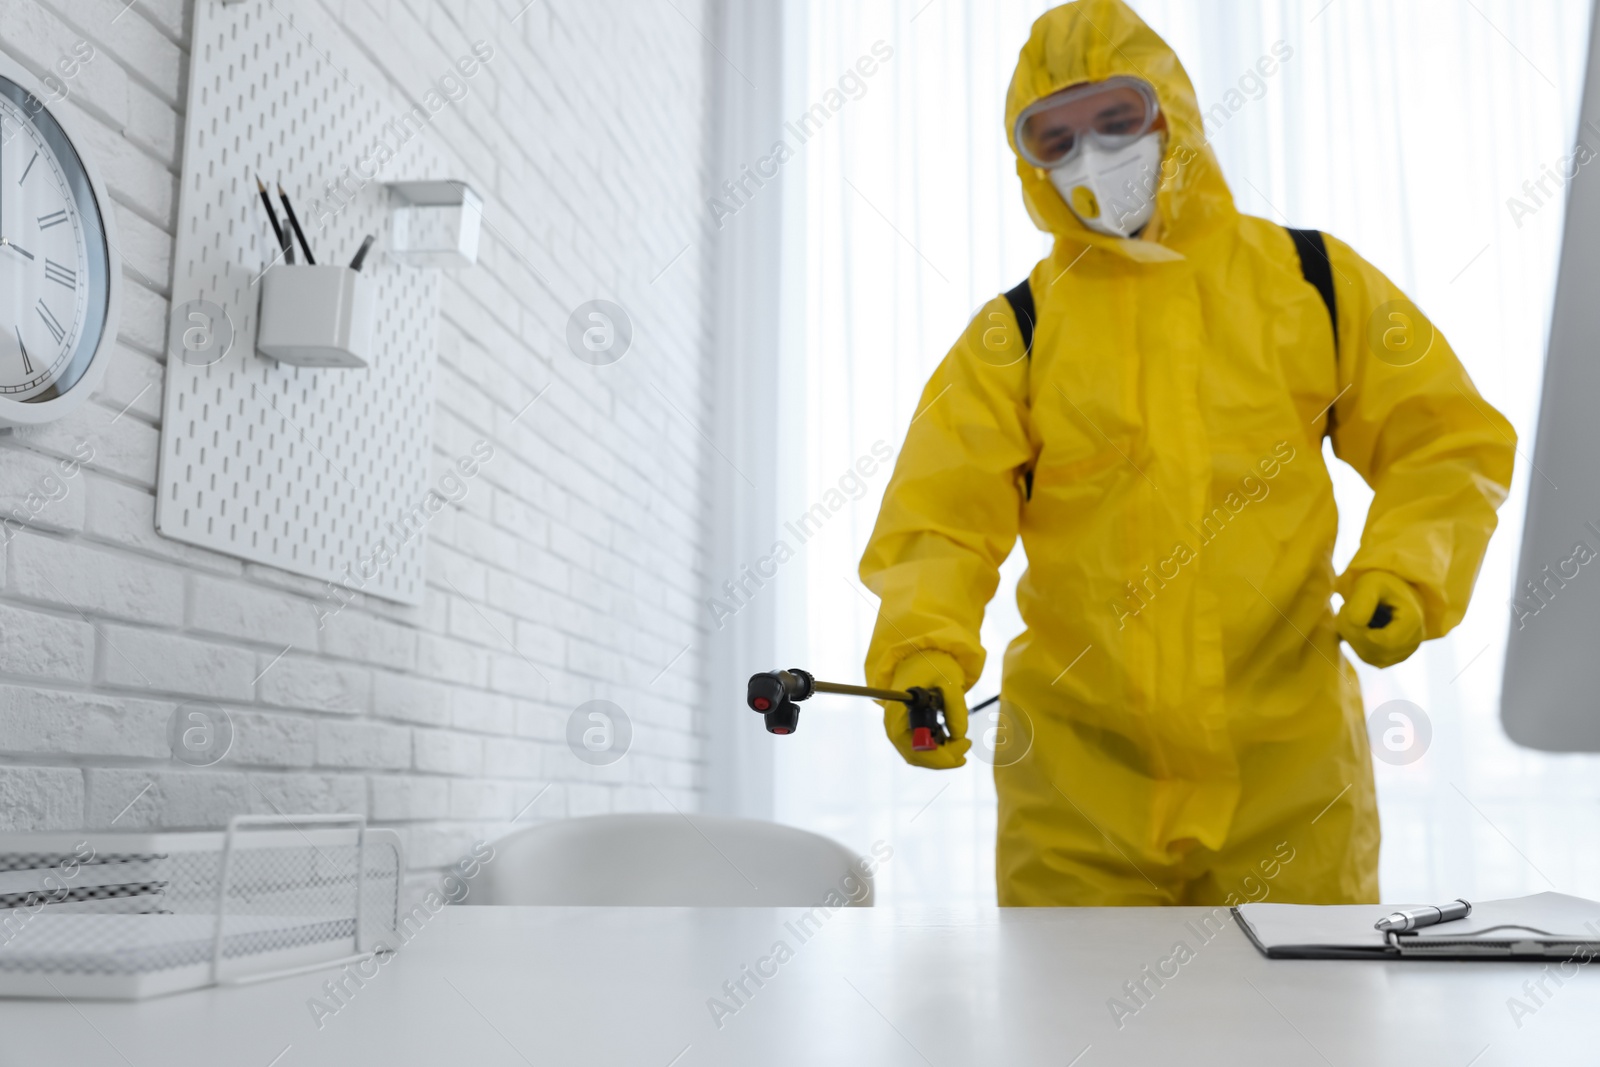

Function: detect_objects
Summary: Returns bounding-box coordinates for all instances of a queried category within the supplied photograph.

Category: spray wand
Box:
[746,668,998,752]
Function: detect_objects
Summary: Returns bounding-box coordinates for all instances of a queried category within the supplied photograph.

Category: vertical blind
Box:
[773,0,1594,906]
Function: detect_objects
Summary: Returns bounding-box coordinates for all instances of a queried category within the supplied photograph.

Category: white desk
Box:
[0,905,1587,1065]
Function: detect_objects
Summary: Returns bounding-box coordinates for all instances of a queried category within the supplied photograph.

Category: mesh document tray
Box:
[0,815,401,999]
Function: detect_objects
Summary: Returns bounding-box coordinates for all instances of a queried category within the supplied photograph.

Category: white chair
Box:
[468,814,875,907]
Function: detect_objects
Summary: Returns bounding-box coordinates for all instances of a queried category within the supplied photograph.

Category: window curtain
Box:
[774,0,1594,906]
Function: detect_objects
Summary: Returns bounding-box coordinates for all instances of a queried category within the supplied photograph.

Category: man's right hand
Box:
[883,651,971,769]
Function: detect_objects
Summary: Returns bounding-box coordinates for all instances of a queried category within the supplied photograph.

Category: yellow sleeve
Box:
[1324,234,1517,637]
[858,294,1036,690]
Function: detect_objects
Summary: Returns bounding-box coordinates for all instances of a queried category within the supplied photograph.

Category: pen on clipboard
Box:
[1374,898,1471,933]
[277,183,316,265]
[256,175,293,264]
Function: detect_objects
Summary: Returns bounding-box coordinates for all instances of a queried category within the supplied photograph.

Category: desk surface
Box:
[0,905,1587,1066]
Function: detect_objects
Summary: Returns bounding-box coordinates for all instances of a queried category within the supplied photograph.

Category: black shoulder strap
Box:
[1002,278,1038,500]
[1002,277,1036,359]
[1284,227,1338,350]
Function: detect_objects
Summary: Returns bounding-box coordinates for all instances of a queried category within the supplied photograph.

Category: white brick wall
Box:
[0,0,714,888]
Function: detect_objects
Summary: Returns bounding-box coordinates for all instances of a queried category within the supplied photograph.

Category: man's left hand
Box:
[1337,570,1426,668]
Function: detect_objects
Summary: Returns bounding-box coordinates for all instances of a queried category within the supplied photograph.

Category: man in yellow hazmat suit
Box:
[859,0,1516,906]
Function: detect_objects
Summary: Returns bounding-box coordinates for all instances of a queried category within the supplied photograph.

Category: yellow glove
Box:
[1337,570,1426,668]
[884,651,971,769]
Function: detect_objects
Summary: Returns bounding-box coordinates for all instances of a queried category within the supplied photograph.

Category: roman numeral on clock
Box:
[36,299,64,344]
[15,327,31,375]
[36,209,68,230]
[43,259,75,288]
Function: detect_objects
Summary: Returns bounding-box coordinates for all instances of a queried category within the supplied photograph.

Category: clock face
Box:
[0,78,110,405]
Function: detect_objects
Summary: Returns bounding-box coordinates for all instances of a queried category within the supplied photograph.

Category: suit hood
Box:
[1006,0,1237,253]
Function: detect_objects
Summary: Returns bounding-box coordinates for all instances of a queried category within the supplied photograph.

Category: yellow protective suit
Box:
[859,0,1516,906]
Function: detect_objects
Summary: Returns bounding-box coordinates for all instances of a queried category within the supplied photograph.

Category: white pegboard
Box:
[156,0,450,604]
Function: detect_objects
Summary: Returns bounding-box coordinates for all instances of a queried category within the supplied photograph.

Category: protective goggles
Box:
[1014,76,1161,169]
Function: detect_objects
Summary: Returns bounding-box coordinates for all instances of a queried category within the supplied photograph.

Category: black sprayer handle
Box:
[902,686,947,752]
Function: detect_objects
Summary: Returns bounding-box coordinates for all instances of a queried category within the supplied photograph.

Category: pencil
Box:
[349,234,376,273]
[277,183,315,265]
[255,174,292,264]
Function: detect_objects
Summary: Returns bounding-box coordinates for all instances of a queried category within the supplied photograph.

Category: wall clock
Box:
[0,52,119,429]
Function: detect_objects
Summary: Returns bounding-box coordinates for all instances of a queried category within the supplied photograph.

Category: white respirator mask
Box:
[1047,131,1165,238]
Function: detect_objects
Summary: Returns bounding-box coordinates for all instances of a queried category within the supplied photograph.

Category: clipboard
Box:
[1233,891,1600,961]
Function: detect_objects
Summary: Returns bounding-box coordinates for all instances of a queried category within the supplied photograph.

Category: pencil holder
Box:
[256,263,376,368]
